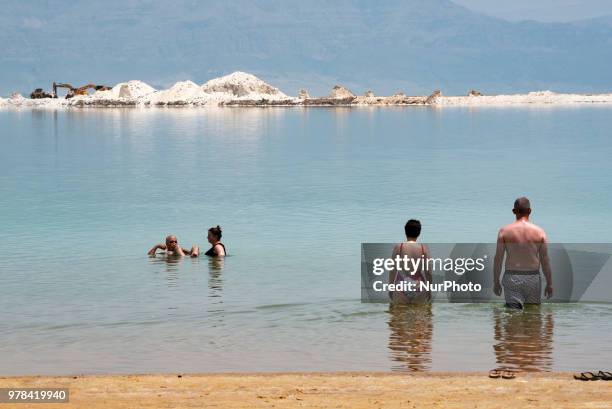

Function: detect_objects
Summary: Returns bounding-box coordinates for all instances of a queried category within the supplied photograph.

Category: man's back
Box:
[498,219,547,271]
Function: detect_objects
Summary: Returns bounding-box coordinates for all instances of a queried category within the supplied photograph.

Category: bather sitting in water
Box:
[147,235,199,257]
[204,226,226,257]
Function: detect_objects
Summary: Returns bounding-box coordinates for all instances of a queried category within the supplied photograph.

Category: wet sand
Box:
[1,372,611,408]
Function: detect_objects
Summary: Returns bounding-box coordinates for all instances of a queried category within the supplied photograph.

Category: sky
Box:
[453,0,612,22]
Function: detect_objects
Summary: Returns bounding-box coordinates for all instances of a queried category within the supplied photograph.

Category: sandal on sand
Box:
[501,371,516,380]
[489,370,501,379]
[574,372,600,381]
[598,371,612,381]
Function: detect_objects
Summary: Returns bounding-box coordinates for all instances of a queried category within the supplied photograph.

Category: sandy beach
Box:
[1,372,611,408]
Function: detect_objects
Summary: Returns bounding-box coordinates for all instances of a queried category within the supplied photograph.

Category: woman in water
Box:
[204,225,226,257]
[389,219,432,304]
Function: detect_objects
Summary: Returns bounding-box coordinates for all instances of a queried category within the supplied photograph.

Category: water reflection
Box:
[208,257,225,296]
[148,254,182,270]
[205,257,226,330]
[387,304,433,372]
[146,254,225,295]
[147,254,186,288]
[492,306,554,372]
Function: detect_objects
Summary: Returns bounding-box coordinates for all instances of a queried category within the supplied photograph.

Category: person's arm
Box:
[540,233,553,299]
[148,244,166,256]
[493,229,505,296]
[388,245,399,286]
[423,245,433,283]
[422,245,433,301]
[174,246,186,256]
[388,244,410,303]
[214,244,225,256]
[190,245,200,258]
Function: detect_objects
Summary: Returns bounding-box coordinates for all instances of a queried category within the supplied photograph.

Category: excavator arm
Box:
[52,82,111,99]
[53,82,75,98]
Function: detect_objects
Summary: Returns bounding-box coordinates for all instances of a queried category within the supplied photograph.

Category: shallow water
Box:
[1,107,612,375]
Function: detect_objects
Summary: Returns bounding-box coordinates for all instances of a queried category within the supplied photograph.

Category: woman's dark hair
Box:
[208,225,222,240]
[404,219,421,239]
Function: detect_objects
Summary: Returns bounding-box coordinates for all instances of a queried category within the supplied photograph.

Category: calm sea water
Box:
[1,106,612,375]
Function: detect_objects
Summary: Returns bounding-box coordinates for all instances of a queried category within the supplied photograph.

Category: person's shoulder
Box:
[498,224,512,235]
[527,221,547,238]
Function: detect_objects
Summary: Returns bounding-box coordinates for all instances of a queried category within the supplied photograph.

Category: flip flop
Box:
[489,370,501,379]
[598,371,612,381]
[574,372,600,381]
[502,371,516,380]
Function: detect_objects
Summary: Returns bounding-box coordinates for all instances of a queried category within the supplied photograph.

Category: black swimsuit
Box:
[205,243,226,257]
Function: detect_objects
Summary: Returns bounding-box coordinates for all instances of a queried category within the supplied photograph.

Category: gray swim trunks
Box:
[502,271,541,308]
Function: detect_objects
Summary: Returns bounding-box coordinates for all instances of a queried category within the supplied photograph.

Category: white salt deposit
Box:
[0,92,65,108]
[436,91,612,106]
[91,80,156,100]
[142,73,291,105]
[201,71,288,100]
[144,80,207,105]
[3,72,612,108]
[298,88,310,99]
[330,85,355,99]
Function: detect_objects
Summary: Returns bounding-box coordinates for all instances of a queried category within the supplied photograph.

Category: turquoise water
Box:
[1,107,612,375]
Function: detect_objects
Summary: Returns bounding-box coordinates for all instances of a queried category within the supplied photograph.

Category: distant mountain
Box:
[574,14,612,28]
[1,0,611,96]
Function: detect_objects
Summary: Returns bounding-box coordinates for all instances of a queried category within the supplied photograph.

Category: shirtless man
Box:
[147,235,199,257]
[493,197,553,308]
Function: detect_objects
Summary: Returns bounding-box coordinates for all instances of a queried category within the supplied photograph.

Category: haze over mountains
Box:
[1,0,611,96]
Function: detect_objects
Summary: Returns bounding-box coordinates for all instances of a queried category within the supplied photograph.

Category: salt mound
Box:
[298,88,310,99]
[6,93,33,106]
[365,90,375,97]
[425,90,442,104]
[164,81,202,99]
[9,93,26,103]
[527,90,556,97]
[93,80,156,100]
[201,71,287,100]
[117,80,156,99]
[330,85,355,99]
[145,80,207,105]
[1,92,65,108]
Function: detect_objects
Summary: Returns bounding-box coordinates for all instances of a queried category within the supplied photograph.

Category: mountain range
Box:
[1,0,611,96]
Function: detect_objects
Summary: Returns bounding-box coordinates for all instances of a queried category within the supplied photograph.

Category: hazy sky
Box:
[453,0,612,22]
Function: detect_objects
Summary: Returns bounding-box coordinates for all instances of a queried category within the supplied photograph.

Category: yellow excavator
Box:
[29,82,112,99]
[52,82,112,99]
[29,88,53,99]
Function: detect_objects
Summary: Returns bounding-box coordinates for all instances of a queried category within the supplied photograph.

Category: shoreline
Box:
[1,372,610,408]
[4,96,612,109]
[3,71,612,109]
